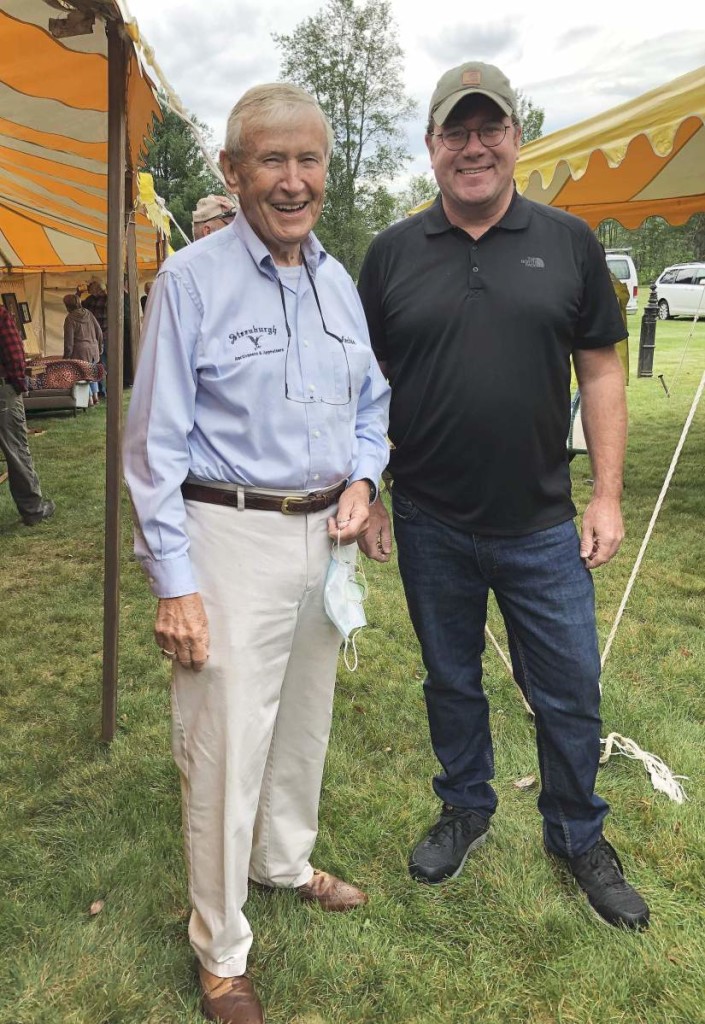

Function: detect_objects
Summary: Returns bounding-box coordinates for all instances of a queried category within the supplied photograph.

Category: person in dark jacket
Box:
[62,294,102,405]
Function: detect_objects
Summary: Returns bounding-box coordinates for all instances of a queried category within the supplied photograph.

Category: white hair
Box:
[222,83,334,164]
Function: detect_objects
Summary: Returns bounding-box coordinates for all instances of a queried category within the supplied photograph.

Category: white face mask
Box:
[324,534,368,671]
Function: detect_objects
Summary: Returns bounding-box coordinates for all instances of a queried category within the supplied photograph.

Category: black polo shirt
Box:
[357,191,626,535]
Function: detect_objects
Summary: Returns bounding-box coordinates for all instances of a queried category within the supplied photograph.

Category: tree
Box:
[516,90,545,143]
[141,99,222,249]
[393,173,438,221]
[274,0,417,276]
[596,214,705,283]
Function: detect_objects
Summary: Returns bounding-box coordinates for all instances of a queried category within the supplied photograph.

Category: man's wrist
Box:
[590,488,623,501]
[361,478,377,504]
[347,477,377,503]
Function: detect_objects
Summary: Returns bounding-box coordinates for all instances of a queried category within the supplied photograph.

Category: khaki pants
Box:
[171,499,341,977]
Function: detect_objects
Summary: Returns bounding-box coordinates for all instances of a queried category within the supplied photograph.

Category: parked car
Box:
[654,262,705,320]
[605,250,639,313]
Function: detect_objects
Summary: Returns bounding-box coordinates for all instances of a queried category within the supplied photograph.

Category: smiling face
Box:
[426,95,521,232]
[220,108,328,266]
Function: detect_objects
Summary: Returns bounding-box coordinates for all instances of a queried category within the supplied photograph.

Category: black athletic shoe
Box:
[22,499,55,526]
[565,836,650,930]
[409,803,490,884]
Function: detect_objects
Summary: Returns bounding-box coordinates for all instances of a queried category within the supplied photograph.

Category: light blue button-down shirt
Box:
[123,212,391,598]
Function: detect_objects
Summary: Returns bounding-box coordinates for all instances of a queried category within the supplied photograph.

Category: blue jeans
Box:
[392,488,608,858]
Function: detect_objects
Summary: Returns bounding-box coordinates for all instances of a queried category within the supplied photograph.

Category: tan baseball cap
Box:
[192,194,237,224]
[429,61,518,126]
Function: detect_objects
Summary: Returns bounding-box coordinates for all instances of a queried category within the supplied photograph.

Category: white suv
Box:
[655,263,705,320]
[605,250,638,313]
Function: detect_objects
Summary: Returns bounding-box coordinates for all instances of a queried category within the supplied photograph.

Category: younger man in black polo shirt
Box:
[357,61,649,930]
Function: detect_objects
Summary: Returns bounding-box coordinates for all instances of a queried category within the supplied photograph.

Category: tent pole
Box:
[41,271,47,356]
[125,190,140,375]
[101,19,127,743]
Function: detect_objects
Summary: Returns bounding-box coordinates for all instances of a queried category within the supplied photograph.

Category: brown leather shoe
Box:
[296,868,368,912]
[200,967,264,1024]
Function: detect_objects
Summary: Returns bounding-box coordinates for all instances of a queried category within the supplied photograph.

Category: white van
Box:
[605,250,639,313]
[655,262,705,320]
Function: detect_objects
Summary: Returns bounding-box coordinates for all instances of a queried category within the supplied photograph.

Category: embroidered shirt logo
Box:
[228,324,283,362]
[229,325,277,344]
[521,256,545,269]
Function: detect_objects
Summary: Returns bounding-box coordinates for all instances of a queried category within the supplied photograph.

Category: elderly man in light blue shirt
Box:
[123,83,390,1024]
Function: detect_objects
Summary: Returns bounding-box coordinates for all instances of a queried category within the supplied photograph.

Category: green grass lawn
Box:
[1,314,703,1024]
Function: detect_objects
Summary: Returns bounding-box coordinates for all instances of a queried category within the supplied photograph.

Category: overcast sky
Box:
[125,0,705,183]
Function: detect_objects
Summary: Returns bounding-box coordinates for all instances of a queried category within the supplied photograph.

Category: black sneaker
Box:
[409,803,490,884]
[22,499,56,526]
[566,836,650,930]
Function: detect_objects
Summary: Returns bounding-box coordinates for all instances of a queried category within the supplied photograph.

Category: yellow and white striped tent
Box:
[0,0,162,352]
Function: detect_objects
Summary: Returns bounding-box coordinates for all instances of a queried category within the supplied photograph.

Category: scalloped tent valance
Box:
[515,66,705,229]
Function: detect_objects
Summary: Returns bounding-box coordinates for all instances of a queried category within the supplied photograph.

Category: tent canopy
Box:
[515,66,705,229]
[0,0,161,273]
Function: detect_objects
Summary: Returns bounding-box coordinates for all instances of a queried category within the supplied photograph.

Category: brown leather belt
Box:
[181,480,346,515]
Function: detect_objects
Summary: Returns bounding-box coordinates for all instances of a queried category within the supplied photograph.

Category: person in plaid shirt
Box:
[0,305,55,525]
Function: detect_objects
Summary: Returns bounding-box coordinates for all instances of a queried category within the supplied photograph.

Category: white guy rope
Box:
[600,733,688,804]
[124,16,230,190]
[165,208,192,247]
[668,287,704,395]
[600,366,705,668]
[485,625,534,717]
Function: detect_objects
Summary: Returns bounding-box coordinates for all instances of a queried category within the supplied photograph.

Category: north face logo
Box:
[521,256,545,269]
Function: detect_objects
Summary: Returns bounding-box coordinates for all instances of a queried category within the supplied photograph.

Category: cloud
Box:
[524,31,704,133]
[555,24,602,48]
[421,20,523,64]
[128,0,705,176]
[136,2,283,142]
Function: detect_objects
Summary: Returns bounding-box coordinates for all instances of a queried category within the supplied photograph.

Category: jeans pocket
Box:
[392,488,419,522]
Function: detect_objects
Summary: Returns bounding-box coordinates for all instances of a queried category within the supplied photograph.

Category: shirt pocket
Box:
[336,342,370,403]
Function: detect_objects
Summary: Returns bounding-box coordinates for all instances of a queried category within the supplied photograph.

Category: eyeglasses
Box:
[202,208,237,224]
[278,261,352,406]
[434,122,511,151]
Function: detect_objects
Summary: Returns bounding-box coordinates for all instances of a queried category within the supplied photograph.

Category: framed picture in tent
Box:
[1,292,25,340]
[19,301,31,324]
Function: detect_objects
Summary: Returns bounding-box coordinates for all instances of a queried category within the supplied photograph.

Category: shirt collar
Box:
[422,185,531,237]
[233,209,327,280]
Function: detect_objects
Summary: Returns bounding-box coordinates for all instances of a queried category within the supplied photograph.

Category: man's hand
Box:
[155,592,210,671]
[356,496,392,562]
[580,495,624,569]
[327,480,371,544]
